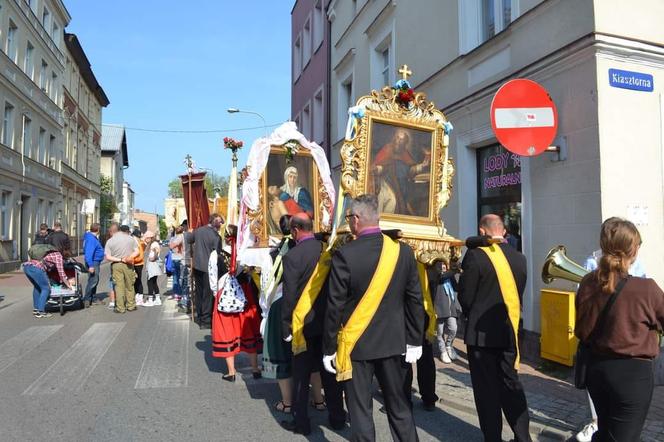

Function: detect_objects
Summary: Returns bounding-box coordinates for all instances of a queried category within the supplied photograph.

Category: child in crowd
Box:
[434,262,461,363]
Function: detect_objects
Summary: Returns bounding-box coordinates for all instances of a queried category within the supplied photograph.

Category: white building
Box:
[100,123,128,222]
[0,0,70,268]
[327,0,664,343]
[120,180,134,227]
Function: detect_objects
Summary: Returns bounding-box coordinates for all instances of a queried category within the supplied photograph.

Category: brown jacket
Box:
[575,273,664,359]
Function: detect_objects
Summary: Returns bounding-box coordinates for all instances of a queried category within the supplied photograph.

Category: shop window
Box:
[477,144,522,251]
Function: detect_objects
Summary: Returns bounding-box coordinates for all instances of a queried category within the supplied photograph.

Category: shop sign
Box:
[609,68,653,92]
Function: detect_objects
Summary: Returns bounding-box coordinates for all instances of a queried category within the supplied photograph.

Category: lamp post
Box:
[227,107,267,138]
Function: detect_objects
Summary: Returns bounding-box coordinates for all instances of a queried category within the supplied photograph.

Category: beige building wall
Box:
[327,0,664,335]
[0,0,70,267]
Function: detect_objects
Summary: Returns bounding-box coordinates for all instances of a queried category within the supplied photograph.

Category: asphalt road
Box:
[0,262,491,442]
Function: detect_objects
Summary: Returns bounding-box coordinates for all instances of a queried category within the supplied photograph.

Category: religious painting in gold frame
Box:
[339,66,459,264]
[249,145,331,246]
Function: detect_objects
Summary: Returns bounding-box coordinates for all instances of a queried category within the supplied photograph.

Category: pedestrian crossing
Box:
[0,299,195,396]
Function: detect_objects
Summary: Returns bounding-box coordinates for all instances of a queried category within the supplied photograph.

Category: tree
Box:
[167,172,229,198]
[99,175,117,227]
[159,217,168,239]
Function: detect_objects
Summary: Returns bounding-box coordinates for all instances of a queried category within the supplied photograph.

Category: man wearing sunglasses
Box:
[323,194,425,441]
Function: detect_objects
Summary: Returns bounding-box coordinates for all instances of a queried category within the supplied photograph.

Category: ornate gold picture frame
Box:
[339,69,459,264]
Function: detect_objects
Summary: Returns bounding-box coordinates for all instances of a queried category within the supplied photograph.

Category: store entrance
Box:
[477,144,522,251]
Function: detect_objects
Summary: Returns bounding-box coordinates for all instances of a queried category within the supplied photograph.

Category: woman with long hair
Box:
[575,217,664,441]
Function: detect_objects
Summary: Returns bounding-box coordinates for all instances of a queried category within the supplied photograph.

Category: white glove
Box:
[284,334,293,342]
[323,353,337,374]
[404,345,423,363]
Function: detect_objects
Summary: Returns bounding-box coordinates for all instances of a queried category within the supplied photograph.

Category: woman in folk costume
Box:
[261,215,327,414]
[209,225,262,382]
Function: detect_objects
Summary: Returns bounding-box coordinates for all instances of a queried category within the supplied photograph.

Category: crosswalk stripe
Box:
[0,325,63,374]
[22,322,125,396]
[135,319,189,389]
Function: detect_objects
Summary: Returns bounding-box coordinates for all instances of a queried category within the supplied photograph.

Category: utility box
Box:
[540,289,577,366]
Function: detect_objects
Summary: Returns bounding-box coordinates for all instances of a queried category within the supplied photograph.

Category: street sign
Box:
[490,79,558,156]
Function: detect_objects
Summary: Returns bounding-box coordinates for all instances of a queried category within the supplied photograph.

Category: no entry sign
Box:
[490,79,557,156]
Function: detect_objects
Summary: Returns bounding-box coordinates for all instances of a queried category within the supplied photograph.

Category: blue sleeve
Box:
[83,236,94,266]
[298,189,314,212]
[279,192,289,202]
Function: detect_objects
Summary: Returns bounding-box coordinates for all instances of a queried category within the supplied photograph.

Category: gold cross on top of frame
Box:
[398,64,413,80]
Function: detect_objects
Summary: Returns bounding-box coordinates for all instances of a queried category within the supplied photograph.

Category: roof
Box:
[64,33,109,107]
[101,124,128,167]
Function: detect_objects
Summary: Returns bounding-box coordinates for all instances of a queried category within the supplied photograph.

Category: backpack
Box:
[164,250,174,276]
[28,243,58,260]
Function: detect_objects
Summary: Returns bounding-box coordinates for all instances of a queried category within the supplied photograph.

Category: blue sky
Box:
[65,1,292,214]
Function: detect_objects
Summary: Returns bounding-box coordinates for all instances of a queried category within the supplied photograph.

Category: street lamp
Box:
[227,107,268,138]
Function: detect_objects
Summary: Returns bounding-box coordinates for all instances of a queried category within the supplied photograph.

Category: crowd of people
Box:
[19,196,664,442]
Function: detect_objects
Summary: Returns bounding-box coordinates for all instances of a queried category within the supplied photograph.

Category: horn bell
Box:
[541,245,589,284]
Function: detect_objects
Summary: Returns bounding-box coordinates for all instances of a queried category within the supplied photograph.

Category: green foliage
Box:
[167,172,229,198]
[99,175,117,223]
[159,217,167,239]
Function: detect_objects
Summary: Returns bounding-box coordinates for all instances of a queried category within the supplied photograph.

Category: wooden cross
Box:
[398,64,413,80]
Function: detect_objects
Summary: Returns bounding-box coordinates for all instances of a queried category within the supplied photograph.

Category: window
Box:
[352,0,357,15]
[48,135,55,167]
[477,144,522,250]
[293,34,302,81]
[303,18,312,68]
[24,42,34,79]
[313,1,325,51]
[2,103,14,148]
[302,102,311,140]
[51,23,59,47]
[42,7,50,31]
[0,191,10,239]
[338,75,353,140]
[313,87,324,144]
[459,0,517,54]
[381,48,390,86]
[38,128,46,164]
[22,115,32,158]
[7,21,18,63]
[51,72,58,102]
[39,60,48,91]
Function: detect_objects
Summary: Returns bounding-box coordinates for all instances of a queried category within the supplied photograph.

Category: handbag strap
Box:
[587,277,629,343]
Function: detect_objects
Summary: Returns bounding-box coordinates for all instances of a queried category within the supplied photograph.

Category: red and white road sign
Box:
[490,79,558,156]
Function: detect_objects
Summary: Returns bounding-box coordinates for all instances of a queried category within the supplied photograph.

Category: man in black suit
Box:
[323,194,424,442]
[458,214,531,442]
[279,213,346,435]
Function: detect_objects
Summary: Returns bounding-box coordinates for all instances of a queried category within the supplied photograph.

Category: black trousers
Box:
[405,339,438,406]
[133,265,143,294]
[587,357,653,442]
[467,346,531,442]
[192,269,213,325]
[147,276,159,297]
[291,338,346,431]
[344,355,418,442]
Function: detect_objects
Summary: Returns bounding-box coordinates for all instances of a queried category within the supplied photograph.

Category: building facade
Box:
[0,0,70,268]
[120,180,134,227]
[62,32,108,252]
[327,0,664,340]
[291,0,331,157]
[100,123,128,222]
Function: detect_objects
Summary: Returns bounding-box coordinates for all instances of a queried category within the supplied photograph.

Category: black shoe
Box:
[422,402,436,412]
[222,374,235,383]
[280,420,311,435]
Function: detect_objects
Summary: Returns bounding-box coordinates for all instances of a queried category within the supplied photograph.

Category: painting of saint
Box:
[368,122,433,218]
[265,153,316,236]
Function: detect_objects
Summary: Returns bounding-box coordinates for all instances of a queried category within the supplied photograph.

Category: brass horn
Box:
[541,245,589,284]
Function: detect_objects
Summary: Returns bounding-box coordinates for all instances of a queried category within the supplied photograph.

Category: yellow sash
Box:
[291,249,332,355]
[478,245,521,369]
[336,235,400,381]
[417,262,438,343]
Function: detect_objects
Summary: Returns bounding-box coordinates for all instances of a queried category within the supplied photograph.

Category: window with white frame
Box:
[293,34,302,81]
[48,135,55,167]
[313,0,324,52]
[38,128,46,164]
[303,17,312,68]
[24,42,34,79]
[459,0,517,54]
[39,60,48,90]
[0,190,10,239]
[7,21,18,63]
[52,23,59,47]
[22,115,31,158]
[338,75,353,141]
[51,72,58,102]
[369,22,394,90]
[302,102,312,140]
[313,87,324,144]
[42,7,50,31]
[381,48,390,86]
[2,102,14,148]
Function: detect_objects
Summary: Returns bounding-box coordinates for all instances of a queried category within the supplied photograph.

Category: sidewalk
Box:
[416,342,664,441]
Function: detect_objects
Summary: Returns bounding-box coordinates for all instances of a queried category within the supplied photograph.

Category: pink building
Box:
[291,0,330,159]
